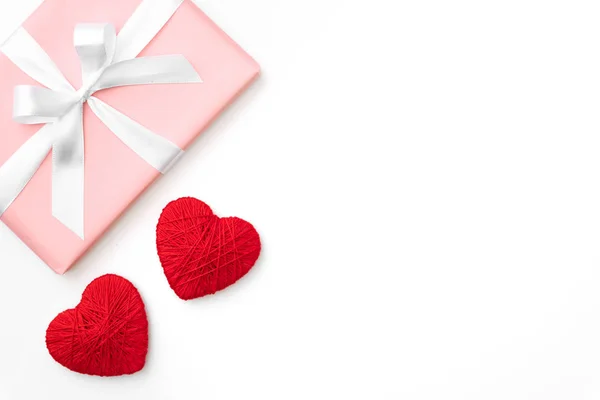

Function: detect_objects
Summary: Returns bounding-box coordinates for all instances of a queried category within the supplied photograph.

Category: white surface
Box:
[1,0,600,398]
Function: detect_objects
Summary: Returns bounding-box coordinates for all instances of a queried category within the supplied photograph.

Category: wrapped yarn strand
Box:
[46,274,148,376]
[156,197,261,300]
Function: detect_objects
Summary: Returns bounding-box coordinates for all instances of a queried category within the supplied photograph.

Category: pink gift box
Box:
[0,0,260,274]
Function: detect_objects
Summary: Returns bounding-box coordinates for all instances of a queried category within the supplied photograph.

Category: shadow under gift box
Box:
[0,0,260,274]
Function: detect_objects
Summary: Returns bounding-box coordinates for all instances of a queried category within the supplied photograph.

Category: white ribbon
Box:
[0,0,201,239]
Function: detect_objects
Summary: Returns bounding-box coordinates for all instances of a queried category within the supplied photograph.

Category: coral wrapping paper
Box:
[0,0,259,274]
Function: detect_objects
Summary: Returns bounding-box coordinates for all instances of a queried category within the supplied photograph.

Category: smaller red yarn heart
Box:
[156,197,261,300]
[46,274,148,377]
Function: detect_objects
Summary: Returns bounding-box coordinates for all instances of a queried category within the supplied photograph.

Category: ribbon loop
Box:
[13,85,78,124]
[75,24,117,88]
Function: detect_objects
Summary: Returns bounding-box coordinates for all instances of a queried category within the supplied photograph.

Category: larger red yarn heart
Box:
[46,274,148,377]
[156,197,261,300]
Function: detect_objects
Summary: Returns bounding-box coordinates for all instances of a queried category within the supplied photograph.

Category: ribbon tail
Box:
[87,97,183,173]
[51,106,85,239]
[93,55,202,91]
[0,124,55,218]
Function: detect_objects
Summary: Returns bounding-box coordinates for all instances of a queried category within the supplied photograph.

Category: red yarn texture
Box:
[46,274,148,377]
[156,197,261,300]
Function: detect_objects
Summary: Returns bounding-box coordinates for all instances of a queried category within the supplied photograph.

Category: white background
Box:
[1,0,600,398]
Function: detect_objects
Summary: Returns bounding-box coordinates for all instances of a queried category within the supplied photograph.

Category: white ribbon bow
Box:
[0,0,200,239]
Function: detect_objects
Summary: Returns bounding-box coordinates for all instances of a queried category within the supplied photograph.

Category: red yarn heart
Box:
[46,274,148,377]
[156,197,261,300]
